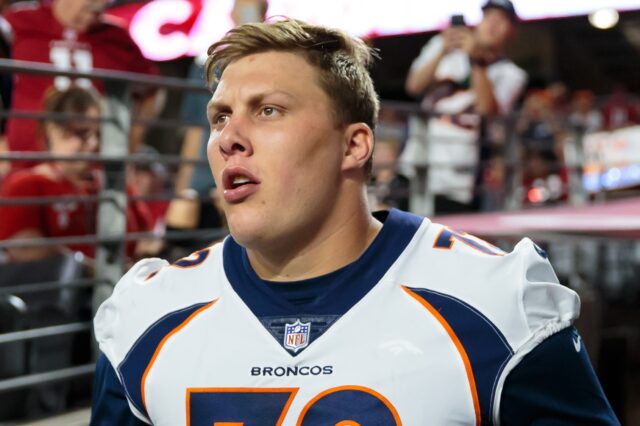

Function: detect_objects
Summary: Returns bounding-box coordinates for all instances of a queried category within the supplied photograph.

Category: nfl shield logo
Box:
[283,319,311,353]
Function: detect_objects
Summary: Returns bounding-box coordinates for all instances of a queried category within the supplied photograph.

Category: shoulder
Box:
[3,2,47,31]
[94,243,225,368]
[90,16,139,48]
[398,222,579,352]
[1,170,51,196]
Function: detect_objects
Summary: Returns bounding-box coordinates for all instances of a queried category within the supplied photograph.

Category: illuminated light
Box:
[527,187,544,203]
[582,173,601,192]
[589,9,619,30]
[129,0,194,61]
[118,1,640,61]
[602,167,622,189]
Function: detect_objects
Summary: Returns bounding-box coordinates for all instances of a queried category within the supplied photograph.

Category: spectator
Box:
[568,90,603,134]
[547,81,571,120]
[518,90,568,206]
[401,0,527,215]
[2,0,161,169]
[369,125,410,211]
[130,145,169,234]
[0,86,152,262]
[600,85,639,130]
[517,90,558,154]
[0,86,101,261]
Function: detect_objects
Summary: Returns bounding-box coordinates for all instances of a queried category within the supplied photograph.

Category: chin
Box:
[226,213,268,247]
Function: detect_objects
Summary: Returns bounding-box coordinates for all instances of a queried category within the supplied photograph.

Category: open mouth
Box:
[230,175,254,189]
[223,169,259,190]
[222,167,260,202]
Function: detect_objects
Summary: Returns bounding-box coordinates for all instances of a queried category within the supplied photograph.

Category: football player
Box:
[91,19,618,425]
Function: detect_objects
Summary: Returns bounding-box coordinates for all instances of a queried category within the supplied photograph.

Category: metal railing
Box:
[0,59,221,405]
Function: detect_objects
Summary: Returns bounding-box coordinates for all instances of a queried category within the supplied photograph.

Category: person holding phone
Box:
[402,0,527,214]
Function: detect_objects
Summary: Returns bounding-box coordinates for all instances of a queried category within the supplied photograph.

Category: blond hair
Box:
[205,18,379,132]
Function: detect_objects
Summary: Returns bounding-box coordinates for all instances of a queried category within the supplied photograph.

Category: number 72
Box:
[186,385,401,426]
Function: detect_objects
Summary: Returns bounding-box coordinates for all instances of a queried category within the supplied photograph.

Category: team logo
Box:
[283,319,311,353]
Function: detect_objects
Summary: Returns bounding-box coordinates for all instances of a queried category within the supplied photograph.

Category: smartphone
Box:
[450,14,466,27]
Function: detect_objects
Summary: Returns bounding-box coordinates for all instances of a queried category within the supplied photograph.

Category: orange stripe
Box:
[296,385,402,426]
[141,299,219,412]
[401,287,481,426]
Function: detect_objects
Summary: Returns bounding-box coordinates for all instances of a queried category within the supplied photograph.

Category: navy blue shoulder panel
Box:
[501,327,619,425]
[91,353,149,426]
[117,301,214,419]
[222,209,424,318]
[405,287,513,425]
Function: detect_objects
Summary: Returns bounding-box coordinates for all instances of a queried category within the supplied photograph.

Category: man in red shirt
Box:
[0,86,152,262]
[3,0,159,168]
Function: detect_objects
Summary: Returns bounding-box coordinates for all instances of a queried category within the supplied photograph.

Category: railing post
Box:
[503,114,522,211]
[566,125,588,205]
[92,81,131,341]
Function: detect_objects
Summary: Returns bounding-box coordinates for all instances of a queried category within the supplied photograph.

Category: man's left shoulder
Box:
[88,16,138,48]
[398,223,580,352]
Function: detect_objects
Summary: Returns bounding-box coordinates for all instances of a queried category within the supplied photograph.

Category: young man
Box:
[91,19,617,425]
[402,0,527,215]
[0,86,153,261]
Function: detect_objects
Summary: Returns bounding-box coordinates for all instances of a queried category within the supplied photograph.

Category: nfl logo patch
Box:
[283,319,311,353]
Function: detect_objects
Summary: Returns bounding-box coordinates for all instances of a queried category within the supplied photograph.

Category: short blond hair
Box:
[205,18,379,132]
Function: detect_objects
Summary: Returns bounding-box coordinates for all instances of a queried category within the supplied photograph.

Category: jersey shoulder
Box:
[0,170,51,196]
[398,222,580,352]
[4,2,52,34]
[94,243,225,368]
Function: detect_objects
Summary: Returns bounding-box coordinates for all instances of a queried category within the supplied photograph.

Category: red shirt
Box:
[0,168,96,256]
[4,2,158,164]
[0,167,153,259]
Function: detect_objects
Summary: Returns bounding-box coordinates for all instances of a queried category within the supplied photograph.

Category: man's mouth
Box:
[222,168,260,203]
[230,175,253,189]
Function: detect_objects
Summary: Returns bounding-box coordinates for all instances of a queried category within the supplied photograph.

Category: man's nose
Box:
[217,115,254,159]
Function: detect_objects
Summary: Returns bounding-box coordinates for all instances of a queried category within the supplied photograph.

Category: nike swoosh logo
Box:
[572,335,582,352]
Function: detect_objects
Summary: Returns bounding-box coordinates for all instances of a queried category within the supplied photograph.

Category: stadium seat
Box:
[0,252,91,419]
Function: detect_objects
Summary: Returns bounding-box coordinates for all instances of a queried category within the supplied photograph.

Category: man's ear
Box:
[341,122,374,173]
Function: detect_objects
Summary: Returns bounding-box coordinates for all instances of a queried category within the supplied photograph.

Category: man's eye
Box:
[214,114,229,125]
[260,106,279,117]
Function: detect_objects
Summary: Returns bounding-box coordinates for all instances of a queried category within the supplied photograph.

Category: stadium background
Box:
[0,0,639,424]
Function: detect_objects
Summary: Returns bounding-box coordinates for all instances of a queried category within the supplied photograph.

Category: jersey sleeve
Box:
[90,353,150,426]
[0,174,45,240]
[94,257,169,367]
[500,327,619,425]
[93,246,222,422]
[490,238,582,423]
[404,224,583,424]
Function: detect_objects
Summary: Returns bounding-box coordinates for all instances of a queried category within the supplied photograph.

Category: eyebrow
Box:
[207,90,296,119]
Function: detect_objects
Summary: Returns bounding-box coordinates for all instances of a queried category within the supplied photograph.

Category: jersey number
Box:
[186,386,401,426]
[433,228,504,256]
[49,46,93,90]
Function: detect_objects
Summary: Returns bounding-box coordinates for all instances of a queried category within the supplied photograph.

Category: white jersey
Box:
[94,209,579,425]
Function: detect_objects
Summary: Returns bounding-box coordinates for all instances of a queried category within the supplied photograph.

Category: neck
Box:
[51,2,71,29]
[50,162,84,184]
[247,190,382,282]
